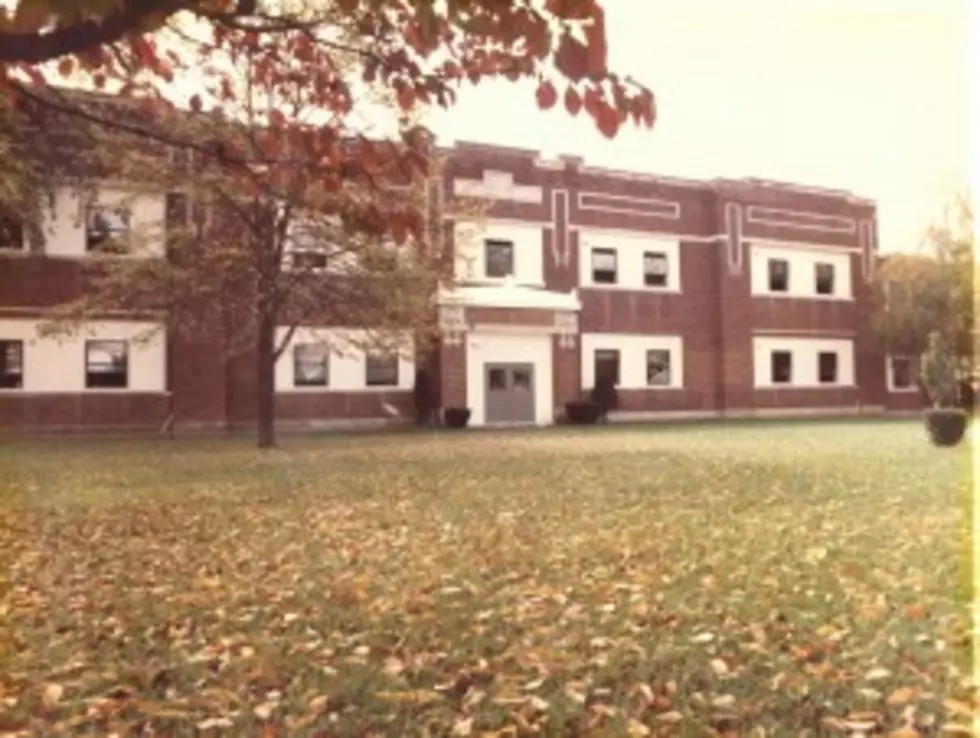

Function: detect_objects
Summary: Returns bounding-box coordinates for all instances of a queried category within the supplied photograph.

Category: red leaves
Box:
[595,103,620,139]
[554,32,588,83]
[564,86,581,116]
[396,83,415,112]
[56,58,73,78]
[583,4,608,78]
[535,81,557,110]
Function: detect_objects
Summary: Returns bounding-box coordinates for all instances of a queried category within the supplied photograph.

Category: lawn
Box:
[0,420,973,736]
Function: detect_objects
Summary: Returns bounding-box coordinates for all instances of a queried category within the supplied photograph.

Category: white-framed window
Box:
[85,204,131,254]
[578,231,681,292]
[581,334,684,390]
[0,340,23,388]
[365,352,399,387]
[293,342,329,387]
[646,349,671,386]
[887,355,918,392]
[643,252,669,287]
[84,340,129,389]
[751,245,852,299]
[753,337,855,388]
[591,248,617,284]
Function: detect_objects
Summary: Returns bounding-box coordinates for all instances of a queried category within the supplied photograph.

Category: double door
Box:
[485,363,535,424]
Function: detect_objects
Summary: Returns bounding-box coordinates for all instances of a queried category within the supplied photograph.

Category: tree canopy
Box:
[871,195,976,375]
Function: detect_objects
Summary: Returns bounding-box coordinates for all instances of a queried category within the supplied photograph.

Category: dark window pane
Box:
[591,248,617,284]
[771,351,792,384]
[818,351,838,383]
[0,340,23,388]
[365,353,398,386]
[513,368,531,391]
[85,340,128,388]
[815,263,835,295]
[294,342,328,386]
[484,239,514,278]
[292,251,328,270]
[644,252,668,287]
[594,349,620,385]
[86,206,131,253]
[488,368,506,390]
[0,212,24,250]
[891,356,912,388]
[646,349,671,385]
[768,259,789,292]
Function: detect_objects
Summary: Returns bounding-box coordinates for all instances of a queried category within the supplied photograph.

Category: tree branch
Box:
[0,0,185,64]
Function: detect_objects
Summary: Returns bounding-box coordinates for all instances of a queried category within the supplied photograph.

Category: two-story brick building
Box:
[0,131,924,435]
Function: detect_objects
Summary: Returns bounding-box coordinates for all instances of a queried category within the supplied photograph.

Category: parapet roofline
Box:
[441,139,874,206]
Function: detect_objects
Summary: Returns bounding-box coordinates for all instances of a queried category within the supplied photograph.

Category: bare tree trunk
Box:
[256,310,277,449]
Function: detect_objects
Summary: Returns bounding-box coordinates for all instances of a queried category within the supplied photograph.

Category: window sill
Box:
[581,284,682,294]
[755,383,858,390]
[887,387,920,394]
[0,389,168,395]
[277,387,409,394]
[752,292,854,302]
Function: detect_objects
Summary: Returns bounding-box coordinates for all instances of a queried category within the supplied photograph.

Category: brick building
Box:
[0,136,924,434]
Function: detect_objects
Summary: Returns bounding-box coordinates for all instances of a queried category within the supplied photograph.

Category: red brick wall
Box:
[0,393,170,434]
[1,138,890,433]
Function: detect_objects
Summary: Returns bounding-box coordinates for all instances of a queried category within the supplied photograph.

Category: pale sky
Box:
[429,0,971,252]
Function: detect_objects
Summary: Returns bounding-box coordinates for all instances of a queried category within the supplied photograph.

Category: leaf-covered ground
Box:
[0,420,973,736]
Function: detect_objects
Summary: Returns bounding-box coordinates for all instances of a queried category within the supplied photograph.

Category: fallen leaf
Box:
[656,711,684,723]
[253,703,275,721]
[42,684,64,708]
[627,717,651,736]
[886,687,917,706]
[710,658,730,676]
[375,690,442,705]
[864,667,892,681]
[452,716,474,736]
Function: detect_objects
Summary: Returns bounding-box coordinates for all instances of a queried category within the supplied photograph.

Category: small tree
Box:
[872,194,976,385]
[920,331,960,409]
[24,46,482,448]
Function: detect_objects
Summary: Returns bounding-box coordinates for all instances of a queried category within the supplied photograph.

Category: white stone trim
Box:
[437,283,581,311]
[453,170,544,204]
[746,206,858,235]
[576,191,681,220]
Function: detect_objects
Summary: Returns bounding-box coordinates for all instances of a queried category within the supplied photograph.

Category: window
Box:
[484,239,514,278]
[293,342,328,387]
[85,205,131,253]
[770,350,792,384]
[591,248,617,284]
[646,349,671,386]
[643,252,669,287]
[365,352,399,387]
[818,352,838,384]
[768,259,789,292]
[0,212,24,251]
[291,251,328,270]
[85,340,128,388]
[815,263,835,295]
[890,356,914,390]
[594,349,620,386]
[287,223,329,270]
[0,340,23,389]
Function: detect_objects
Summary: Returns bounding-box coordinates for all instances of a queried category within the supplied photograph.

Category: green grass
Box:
[0,420,973,736]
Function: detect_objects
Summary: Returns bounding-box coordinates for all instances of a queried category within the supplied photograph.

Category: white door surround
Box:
[465,331,554,427]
